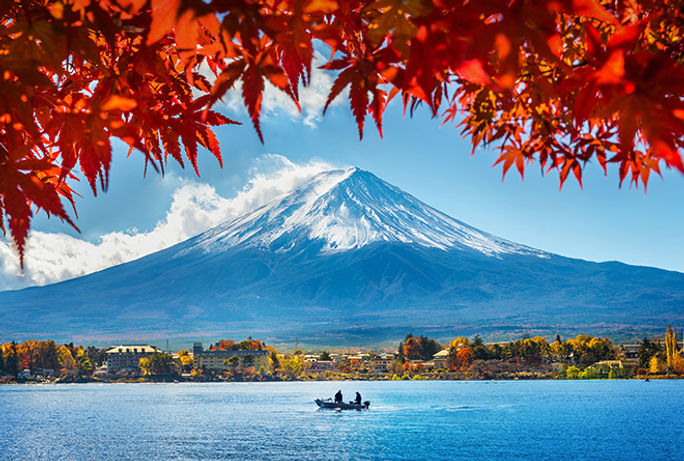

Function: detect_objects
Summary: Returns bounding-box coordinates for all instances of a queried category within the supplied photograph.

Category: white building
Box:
[106,344,161,374]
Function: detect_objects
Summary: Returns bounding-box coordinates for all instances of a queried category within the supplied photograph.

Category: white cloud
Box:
[0,155,338,291]
[214,52,346,128]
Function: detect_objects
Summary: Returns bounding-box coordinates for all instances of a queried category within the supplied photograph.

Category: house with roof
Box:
[433,349,450,369]
[105,344,160,374]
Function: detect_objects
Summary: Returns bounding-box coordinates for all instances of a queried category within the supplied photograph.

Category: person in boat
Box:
[355,392,362,405]
[334,390,343,404]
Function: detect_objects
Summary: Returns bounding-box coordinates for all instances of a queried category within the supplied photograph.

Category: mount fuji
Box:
[1,167,682,345]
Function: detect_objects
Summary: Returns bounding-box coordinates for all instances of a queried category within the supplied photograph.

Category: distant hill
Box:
[1,167,682,345]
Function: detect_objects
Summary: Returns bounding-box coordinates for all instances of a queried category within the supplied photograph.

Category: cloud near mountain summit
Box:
[0,155,339,291]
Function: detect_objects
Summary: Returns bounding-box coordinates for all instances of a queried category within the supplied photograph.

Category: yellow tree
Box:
[665,325,676,368]
[665,325,683,373]
[278,354,304,377]
[649,355,663,374]
[57,345,76,374]
[138,357,151,376]
[179,355,193,370]
[449,337,471,350]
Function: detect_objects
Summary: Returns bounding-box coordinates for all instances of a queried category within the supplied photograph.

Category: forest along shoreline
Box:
[1,327,683,384]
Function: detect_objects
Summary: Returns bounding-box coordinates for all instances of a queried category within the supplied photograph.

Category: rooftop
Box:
[106,345,160,354]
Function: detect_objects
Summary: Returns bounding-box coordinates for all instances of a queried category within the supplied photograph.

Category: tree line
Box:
[2,328,683,381]
[394,328,684,378]
[0,340,106,379]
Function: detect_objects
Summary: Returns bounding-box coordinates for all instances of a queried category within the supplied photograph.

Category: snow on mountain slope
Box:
[180,167,547,258]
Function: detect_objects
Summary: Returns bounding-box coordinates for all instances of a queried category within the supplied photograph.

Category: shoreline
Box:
[2,375,682,385]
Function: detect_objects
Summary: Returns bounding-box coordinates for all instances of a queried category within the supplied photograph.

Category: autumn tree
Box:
[16,340,35,370]
[449,337,471,350]
[510,336,551,364]
[664,325,683,373]
[565,334,616,366]
[34,340,60,370]
[177,349,193,371]
[550,336,573,363]
[649,355,664,374]
[267,348,280,372]
[399,334,441,361]
[57,345,76,374]
[665,325,676,368]
[449,346,474,371]
[214,340,235,351]
[139,357,151,375]
[1,0,683,264]
[278,353,304,377]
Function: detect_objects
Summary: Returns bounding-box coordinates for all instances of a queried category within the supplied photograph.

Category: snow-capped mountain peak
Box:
[183,167,545,257]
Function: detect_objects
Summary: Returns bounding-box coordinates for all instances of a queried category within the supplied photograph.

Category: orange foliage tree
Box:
[449,346,474,371]
[1,0,683,262]
[212,338,264,351]
[400,333,441,361]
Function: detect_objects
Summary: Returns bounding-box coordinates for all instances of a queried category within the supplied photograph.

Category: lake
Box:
[1,380,682,460]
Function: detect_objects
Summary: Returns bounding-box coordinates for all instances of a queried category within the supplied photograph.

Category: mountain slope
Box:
[182,168,545,256]
[1,168,682,344]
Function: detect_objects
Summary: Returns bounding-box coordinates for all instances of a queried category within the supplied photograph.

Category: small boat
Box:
[315,398,370,410]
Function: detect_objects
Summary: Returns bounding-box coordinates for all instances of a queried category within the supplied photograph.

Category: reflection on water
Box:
[1,380,682,460]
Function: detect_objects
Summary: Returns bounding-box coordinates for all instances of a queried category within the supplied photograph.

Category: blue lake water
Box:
[0,380,682,460]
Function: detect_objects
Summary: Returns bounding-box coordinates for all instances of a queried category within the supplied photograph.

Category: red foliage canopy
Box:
[449,346,474,371]
[1,0,682,263]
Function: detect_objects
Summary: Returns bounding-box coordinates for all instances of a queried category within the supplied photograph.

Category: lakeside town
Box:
[1,327,683,384]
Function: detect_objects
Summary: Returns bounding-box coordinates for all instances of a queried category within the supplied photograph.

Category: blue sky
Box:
[1,76,683,289]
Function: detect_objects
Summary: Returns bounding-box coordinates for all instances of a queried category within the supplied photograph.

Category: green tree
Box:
[77,355,93,377]
[145,353,177,376]
[471,335,490,360]
[637,337,662,368]
[565,366,581,379]
[2,342,19,376]
[85,346,107,367]
[319,351,332,361]
[579,368,598,379]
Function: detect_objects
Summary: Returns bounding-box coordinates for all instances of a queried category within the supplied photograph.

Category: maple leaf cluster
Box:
[1,0,682,264]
